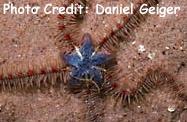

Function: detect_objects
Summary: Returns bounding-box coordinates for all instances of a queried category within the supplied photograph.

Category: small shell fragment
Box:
[167,105,176,112]
[138,45,146,53]
[148,52,156,60]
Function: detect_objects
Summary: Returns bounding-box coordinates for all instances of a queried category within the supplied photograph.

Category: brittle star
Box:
[63,33,114,92]
[0,0,186,121]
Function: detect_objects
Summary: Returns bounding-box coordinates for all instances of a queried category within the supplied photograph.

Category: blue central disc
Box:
[63,33,114,90]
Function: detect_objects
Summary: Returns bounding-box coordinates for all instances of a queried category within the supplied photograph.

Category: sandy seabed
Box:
[0,0,187,122]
